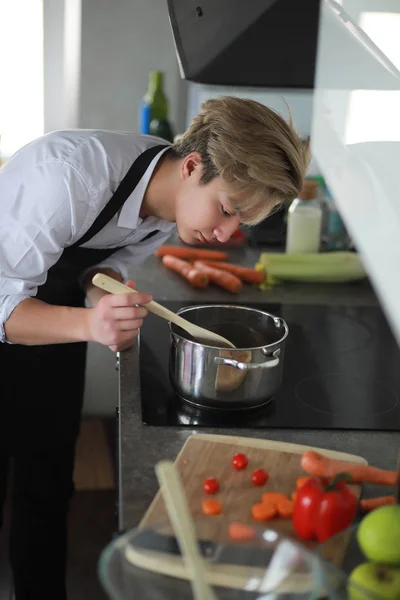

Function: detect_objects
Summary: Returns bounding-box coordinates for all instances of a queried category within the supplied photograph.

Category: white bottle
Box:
[286,180,323,253]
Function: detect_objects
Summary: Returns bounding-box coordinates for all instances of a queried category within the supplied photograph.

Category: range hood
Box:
[167,0,320,88]
[167,0,399,90]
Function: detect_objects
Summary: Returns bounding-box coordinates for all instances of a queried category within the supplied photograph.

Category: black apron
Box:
[3,142,167,444]
[0,143,167,600]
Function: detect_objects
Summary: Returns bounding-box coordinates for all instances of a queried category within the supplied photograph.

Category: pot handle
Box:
[214,349,280,370]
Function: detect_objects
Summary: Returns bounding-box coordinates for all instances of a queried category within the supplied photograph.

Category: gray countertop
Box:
[118,246,400,533]
[126,246,379,307]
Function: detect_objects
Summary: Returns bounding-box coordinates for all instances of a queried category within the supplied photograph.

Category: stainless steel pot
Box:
[169,305,289,410]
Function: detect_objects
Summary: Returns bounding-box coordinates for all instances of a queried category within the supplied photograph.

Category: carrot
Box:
[162,255,209,288]
[276,498,294,518]
[262,492,290,505]
[199,260,265,284]
[202,499,222,516]
[228,522,256,542]
[155,245,228,261]
[252,502,276,521]
[301,451,397,486]
[193,261,242,293]
[291,491,297,502]
[261,492,293,518]
[296,476,315,490]
[360,496,396,513]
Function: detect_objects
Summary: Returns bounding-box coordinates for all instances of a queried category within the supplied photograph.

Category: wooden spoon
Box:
[92,273,235,348]
[155,460,217,600]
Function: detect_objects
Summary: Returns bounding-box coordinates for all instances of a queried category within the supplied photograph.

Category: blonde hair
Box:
[172,96,310,225]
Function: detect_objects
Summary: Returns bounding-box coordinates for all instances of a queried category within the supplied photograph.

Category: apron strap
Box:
[69,144,168,248]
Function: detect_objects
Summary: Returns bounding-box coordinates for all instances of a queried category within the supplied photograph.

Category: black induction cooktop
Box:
[139,301,400,431]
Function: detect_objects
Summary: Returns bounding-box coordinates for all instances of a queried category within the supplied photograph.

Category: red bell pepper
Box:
[292,474,358,542]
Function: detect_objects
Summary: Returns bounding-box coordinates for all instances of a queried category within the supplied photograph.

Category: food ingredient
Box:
[276,498,294,518]
[256,251,367,285]
[261,493,294,518]
[197,260,265,284]
[262,492,290,504]
[292,474,358,542]
[348,562,400,600]
[296,476,315,490]
[155,245,228,261]
[228,522,256,542]
[162,255,209,288]
[203,478,220,495]
[232,453,248,470]
[252,469,269,486]
[252,502,276,521]
[193,261,242,293]
[301,451,396,485]
[202,499,222,516]
[359,496,396,513]
[357,505,400,565]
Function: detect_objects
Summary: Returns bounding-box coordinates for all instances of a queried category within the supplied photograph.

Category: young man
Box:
[0,96,309,598]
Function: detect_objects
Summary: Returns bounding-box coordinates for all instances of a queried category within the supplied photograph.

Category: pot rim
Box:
[169,304,289,350]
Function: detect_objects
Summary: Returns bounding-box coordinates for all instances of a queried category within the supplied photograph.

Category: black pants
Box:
[0,339,87,600]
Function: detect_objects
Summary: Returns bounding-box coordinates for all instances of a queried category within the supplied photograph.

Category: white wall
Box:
[43,0,82,132]
[186,84,314,139]
[78,0,188,134]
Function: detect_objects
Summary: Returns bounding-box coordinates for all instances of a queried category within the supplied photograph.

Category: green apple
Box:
[348,562,400,600]
[357,505,400,565]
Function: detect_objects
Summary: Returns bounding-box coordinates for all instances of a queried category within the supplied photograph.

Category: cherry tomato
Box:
[252,468,269,486]
[203,478,220,495]
[232,453,248,470]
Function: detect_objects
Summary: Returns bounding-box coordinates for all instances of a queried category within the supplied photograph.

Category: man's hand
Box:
[87,280,152,352]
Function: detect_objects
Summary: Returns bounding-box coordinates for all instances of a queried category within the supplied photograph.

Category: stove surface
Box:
[139,301,400,431]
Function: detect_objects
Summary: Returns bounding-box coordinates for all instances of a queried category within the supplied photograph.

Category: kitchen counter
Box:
[127,246,379,307]
[118,246,400,533]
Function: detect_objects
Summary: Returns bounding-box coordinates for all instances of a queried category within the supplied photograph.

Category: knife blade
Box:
[129,528,275,567]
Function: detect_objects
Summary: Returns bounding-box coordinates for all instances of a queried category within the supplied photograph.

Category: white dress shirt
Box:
[0,129,176,342]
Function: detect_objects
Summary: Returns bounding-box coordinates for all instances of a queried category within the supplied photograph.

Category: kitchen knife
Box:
[128,528,275,568]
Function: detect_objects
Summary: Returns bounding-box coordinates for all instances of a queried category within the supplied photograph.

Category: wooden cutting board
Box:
[125,434,367,591]
[141,434,366,558]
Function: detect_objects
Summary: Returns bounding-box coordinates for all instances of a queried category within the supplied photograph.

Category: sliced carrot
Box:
[262,492,290,505]
[193,261,242,293]
[301,451,396,486]
[276,498,294,518]
[199,260,265,284]
[360,496,396,512]
[155,245,228,261]
[252,502,276,521]
[228,522,256,542]
[162,255,209,288]
[296,476,315,490]
[202,499,222,516]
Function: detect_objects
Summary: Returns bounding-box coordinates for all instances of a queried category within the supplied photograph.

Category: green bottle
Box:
[142,71,174,143]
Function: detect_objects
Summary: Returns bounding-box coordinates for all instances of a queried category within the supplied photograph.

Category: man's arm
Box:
[4,269,132,345]
[4,279,151,347]
[4,299,90,345]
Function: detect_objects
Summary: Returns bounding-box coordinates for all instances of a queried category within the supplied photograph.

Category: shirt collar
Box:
[117,145,174,232]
